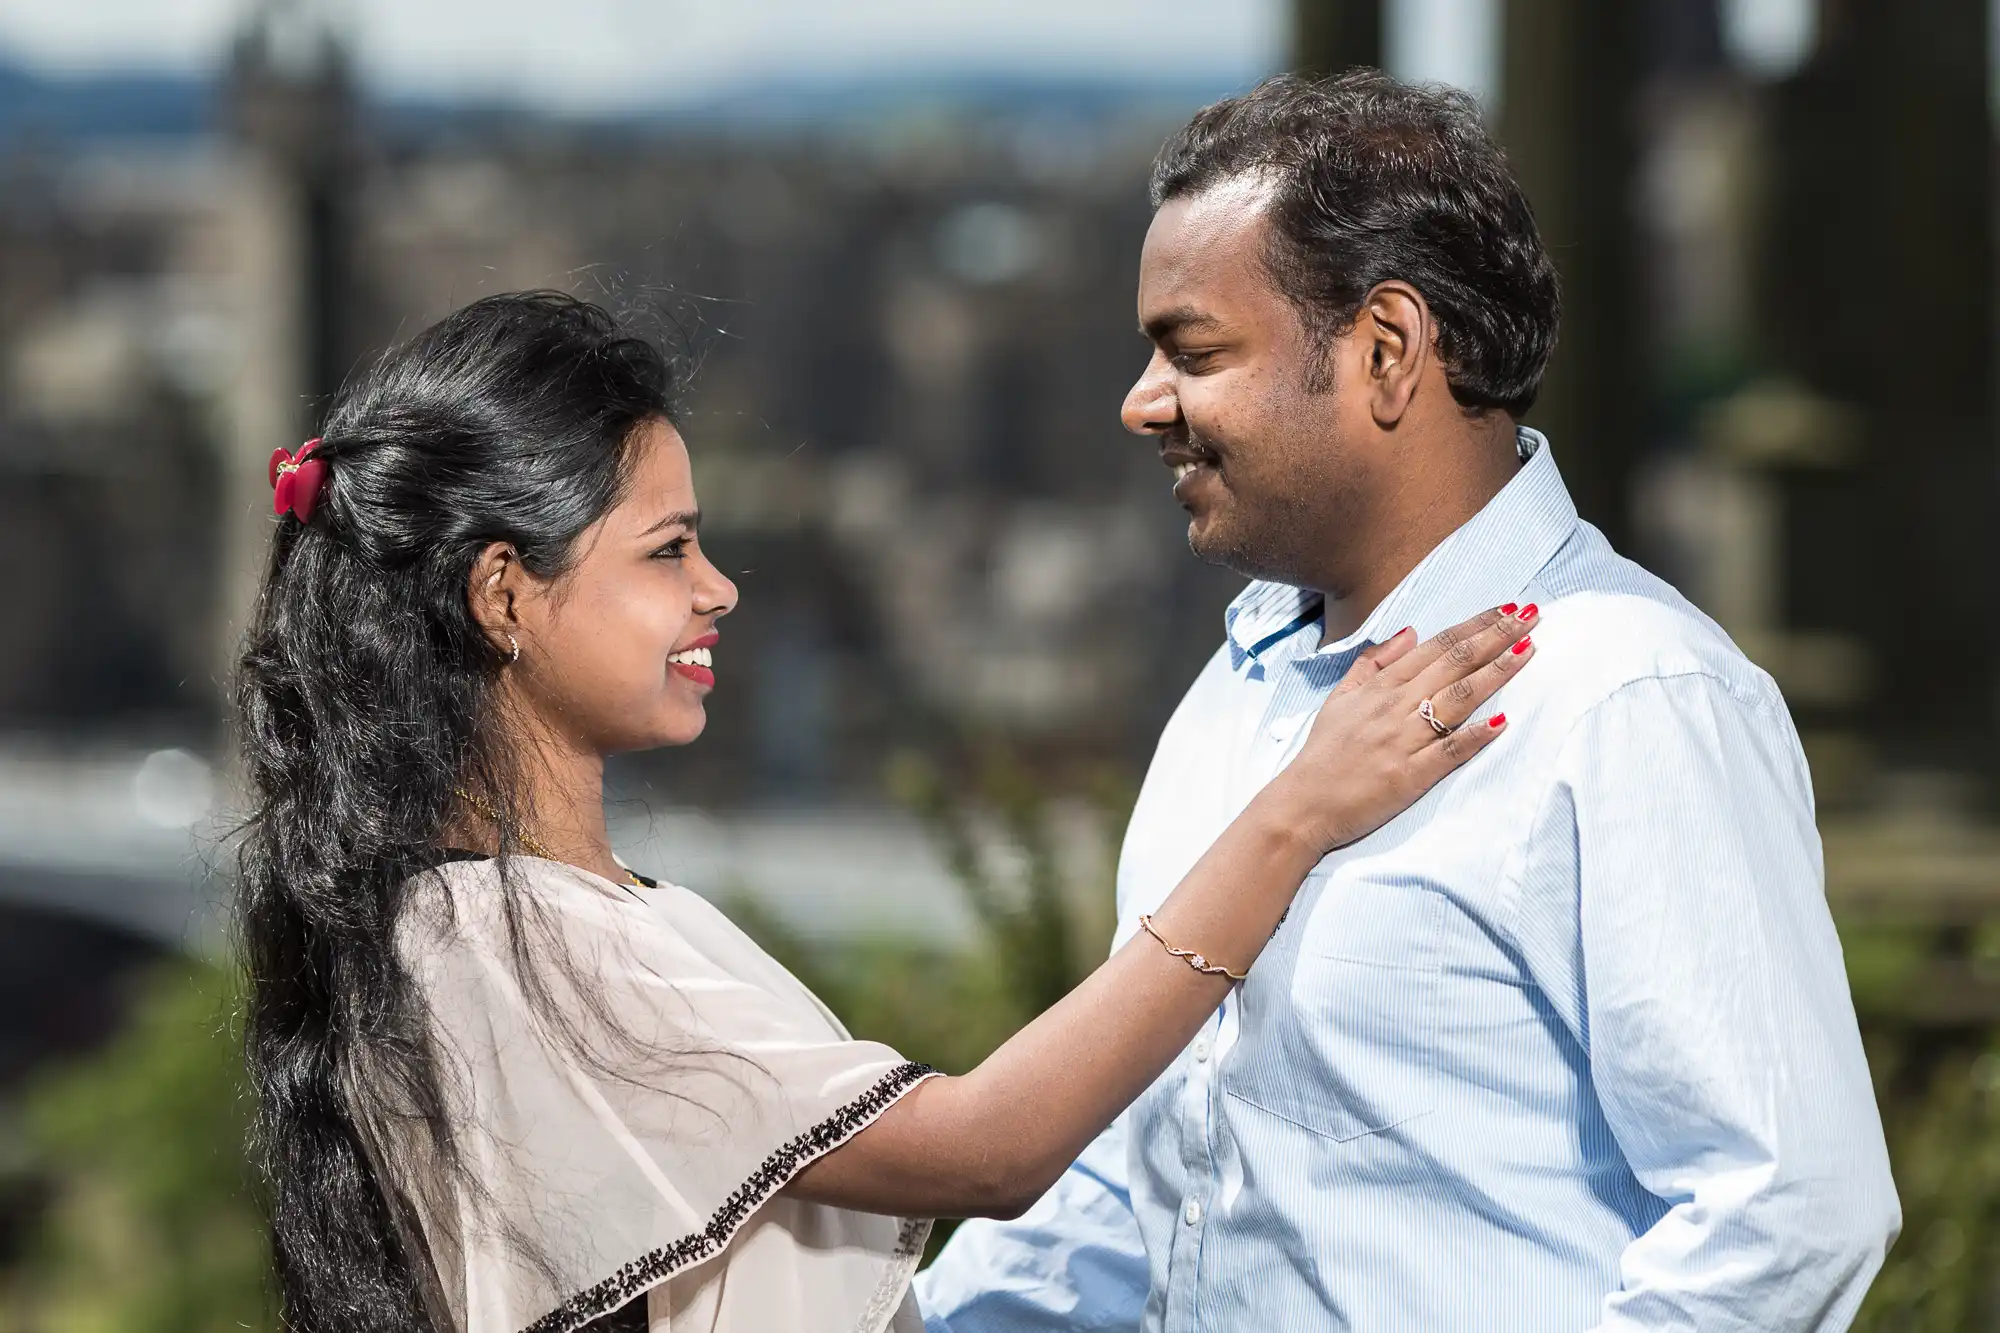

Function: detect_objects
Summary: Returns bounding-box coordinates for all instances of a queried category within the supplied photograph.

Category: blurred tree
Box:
[1852,1038,2000,1330]
[738,740,1130,1070]
[1757,0,1999,780]
[1498,0,1643,548]
[734,739,1131,1259]
[1293,0,1382,76]
[885,743,1125,1015]
[1,960,270,1333]
[1842,920,2000,1328]
[723,892,1026,1083]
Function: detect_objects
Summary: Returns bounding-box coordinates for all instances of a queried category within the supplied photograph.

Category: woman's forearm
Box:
[783,605,1529,1219]
[784,794,1320,1218]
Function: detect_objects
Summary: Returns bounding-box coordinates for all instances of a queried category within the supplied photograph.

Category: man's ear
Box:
[1358,281,1433,429]
[466,542,524,656]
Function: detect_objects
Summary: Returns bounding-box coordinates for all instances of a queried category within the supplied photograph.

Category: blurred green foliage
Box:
[728,743,1121,1260]
[0,961,270,1333]
[2,807,1998,1329]
[1854,1039,2000,1331]
[732,743,1125,1079]
[1845,922,2000,1331]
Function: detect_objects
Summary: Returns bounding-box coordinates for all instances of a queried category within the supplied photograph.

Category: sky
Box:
[0,0,1839,118]
[0,0,1291,114]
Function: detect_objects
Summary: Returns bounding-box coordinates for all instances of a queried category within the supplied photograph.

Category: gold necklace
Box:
[453,787,646,890]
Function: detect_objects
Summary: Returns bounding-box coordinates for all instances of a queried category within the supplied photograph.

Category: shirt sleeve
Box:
[913,1112,1147,1333]
[1517,672,1900,1332]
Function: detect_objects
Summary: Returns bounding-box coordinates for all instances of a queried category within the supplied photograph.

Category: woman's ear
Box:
[467,542,524,657]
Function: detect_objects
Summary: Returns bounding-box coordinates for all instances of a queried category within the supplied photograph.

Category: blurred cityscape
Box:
[0,1,1258,1030]
[1,0,1999,1326]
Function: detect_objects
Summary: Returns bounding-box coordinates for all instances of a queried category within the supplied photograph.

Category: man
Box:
[917,71,1897,1331]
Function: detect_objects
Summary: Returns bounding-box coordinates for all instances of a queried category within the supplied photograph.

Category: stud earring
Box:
[507,634,520,664]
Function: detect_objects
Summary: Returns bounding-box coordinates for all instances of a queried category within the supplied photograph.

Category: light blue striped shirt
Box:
[917,429,1898,1332]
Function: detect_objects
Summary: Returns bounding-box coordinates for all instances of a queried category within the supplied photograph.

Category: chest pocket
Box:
[1221,869,1448,1142]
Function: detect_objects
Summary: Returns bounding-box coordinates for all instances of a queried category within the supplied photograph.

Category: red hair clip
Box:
[269,438,328,523]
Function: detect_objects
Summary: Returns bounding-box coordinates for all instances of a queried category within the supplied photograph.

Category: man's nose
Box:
[1121,354,1178,436]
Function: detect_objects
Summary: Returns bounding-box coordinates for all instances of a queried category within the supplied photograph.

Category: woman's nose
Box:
[1121,355,1178,436]
[696,555,738,619]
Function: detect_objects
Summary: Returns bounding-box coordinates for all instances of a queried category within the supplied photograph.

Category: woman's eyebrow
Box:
[641,508,701,536]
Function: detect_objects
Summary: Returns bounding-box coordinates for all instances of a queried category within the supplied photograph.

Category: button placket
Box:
[1163,1006,1223,1331]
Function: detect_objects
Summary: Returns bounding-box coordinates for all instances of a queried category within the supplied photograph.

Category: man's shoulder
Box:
[1522,526,1785,723]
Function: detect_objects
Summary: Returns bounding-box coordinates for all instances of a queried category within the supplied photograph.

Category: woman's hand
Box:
[1260,604,1539,857]
[785,603,1541,1222]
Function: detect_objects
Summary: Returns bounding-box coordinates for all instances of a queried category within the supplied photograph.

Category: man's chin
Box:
[1185,515,1242,570]
[1187,515,1297,584]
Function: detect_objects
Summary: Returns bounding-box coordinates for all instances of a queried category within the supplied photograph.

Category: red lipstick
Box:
[669,631,718,689]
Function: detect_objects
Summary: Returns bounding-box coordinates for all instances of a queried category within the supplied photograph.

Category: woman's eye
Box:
[652,538,690,561]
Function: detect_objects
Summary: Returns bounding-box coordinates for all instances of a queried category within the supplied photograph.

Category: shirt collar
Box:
[1223,426,1577,668]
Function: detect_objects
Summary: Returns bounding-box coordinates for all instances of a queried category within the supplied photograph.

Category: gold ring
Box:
[1417,698,1454,736]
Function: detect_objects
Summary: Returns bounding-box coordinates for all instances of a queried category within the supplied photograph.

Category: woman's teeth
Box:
[667,646,713,668]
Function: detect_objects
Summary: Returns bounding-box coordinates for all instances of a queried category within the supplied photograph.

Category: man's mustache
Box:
[1160,427,1223,462]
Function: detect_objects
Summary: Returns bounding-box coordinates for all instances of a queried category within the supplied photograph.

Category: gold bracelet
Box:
[1137,913,1249,981]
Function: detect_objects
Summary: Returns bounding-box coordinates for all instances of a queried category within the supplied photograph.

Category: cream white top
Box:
[357,855,935,1333]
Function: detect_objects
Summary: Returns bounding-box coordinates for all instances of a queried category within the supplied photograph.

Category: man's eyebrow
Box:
[641,508,701,536]
[1141,306,1226,341]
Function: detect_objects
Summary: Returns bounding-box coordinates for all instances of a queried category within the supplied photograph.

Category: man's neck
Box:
[1317,418,1521,645]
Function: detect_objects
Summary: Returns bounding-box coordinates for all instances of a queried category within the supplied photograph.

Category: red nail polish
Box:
[1488,713,1506,728]
[1500,603,1518,615]
[1516,603,1538,620]
[1511,637,1531,655]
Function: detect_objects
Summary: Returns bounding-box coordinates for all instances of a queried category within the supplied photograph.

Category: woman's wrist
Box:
[1240,780,1337,874]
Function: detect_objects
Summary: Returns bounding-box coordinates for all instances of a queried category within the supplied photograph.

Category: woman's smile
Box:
[668,631,718,688]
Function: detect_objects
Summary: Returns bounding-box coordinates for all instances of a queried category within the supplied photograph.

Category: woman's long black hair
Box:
[234,292,681,1333]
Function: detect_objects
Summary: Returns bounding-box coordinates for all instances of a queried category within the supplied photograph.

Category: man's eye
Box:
[1171,351,1216,373]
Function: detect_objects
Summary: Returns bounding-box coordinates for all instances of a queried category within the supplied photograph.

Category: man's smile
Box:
[1160,438,1221,500]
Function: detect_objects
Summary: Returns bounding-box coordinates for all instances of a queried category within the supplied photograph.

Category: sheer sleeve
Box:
[368,857,937,1333]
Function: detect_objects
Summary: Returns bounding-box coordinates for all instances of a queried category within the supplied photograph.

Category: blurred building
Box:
[0,1,1245,811]
[341,124,1239,800]
[4,0,1996,942]
[0,140,228,738]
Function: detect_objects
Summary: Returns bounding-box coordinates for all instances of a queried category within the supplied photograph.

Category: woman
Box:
[235,292,1535,1333]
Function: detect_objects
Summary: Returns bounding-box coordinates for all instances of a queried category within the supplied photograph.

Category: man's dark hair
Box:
[1151,70,1560,417]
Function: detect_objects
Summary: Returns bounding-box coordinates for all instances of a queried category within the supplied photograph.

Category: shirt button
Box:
[1184,1198,1202,1226]
[1192,1038,1211,1063]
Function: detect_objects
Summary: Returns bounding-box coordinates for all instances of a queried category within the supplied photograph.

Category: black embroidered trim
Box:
[517,1060,938,1333]
[892,1216,928,1258]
